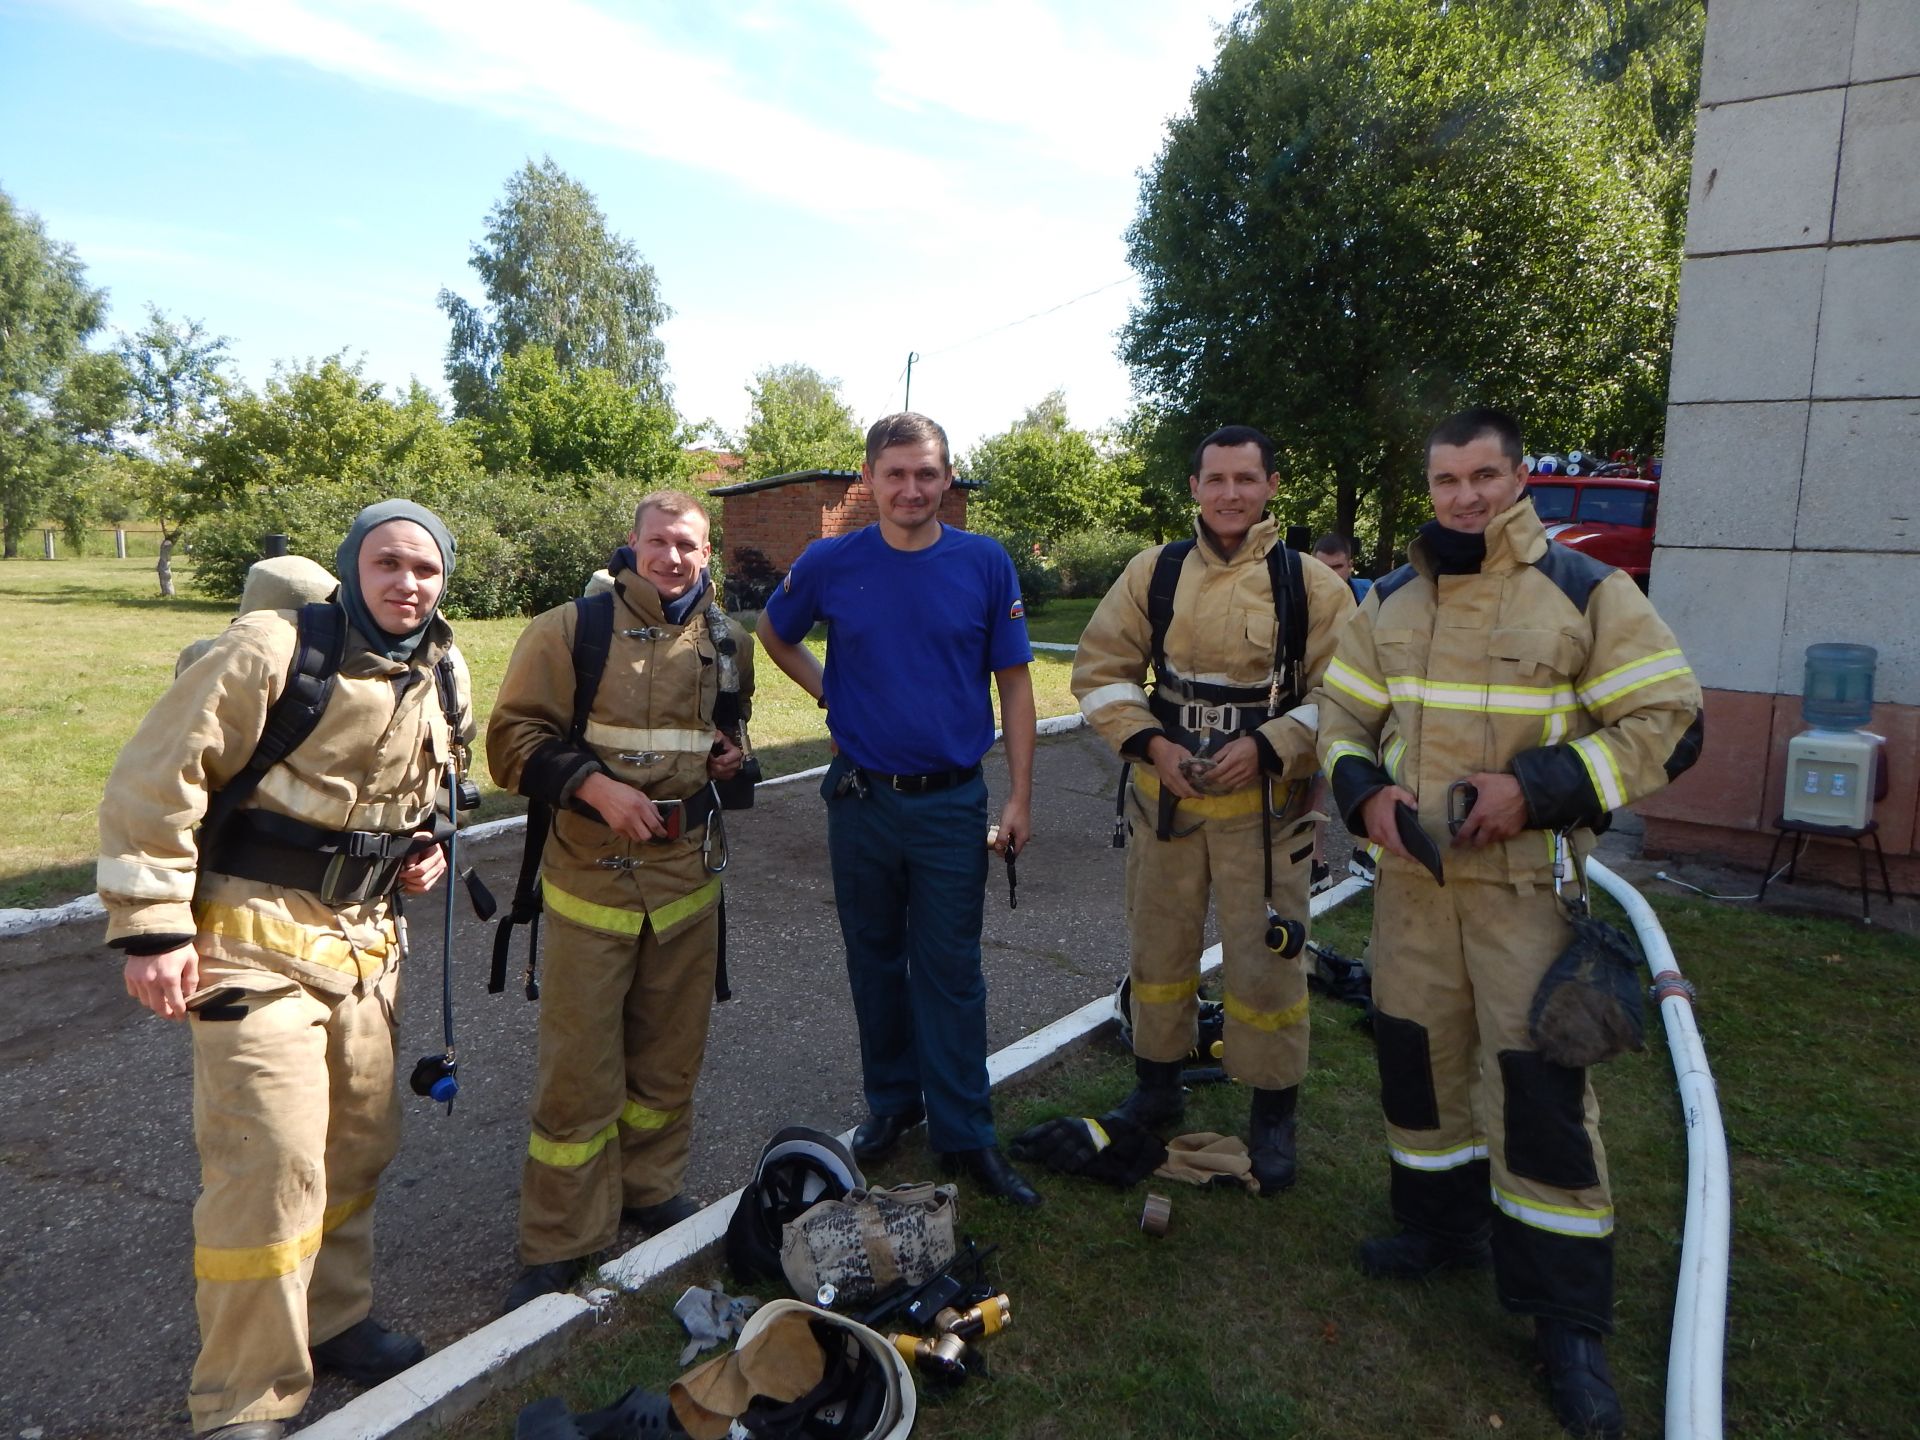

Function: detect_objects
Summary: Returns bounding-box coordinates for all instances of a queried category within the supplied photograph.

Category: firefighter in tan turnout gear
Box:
[1315,409,1702,1440]
[100,501,474,1440]
[489,490,753,1312]
[1072,425,1355,1194]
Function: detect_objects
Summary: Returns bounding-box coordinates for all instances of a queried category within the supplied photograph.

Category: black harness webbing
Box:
[199,601,348,852]
[1127,538,1310,843]
[490,592,614,999]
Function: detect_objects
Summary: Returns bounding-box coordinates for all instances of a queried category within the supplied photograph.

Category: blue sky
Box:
[0,0,1239,452]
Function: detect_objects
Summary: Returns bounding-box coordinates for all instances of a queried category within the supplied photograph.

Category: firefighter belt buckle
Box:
[649,799,685,843]
[1195,703,1232,732]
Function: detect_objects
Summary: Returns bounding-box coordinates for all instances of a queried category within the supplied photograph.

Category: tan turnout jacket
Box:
[1072,517,1356,785]
[99,610,474,995]
[1314,499,1702,887]
[486,567,754,935]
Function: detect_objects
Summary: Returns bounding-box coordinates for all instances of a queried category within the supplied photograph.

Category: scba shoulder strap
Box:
[490,590,615,998]
[1145,536,1309,708]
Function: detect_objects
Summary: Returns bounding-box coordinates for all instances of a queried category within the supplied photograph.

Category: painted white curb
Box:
[306,870,1366,1437]
[4,719,1092,941]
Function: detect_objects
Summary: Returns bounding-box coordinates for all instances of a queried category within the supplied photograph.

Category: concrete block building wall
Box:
[1641,0,1920,890]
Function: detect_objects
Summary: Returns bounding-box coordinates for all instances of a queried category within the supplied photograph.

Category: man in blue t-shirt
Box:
[758,411,1041,1208]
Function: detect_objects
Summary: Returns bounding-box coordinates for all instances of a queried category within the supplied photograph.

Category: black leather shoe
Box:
[940,1146,1043,1207]
[1249,1085,1298,1196]
[851,1106,924,1160]
[622,1193,700,1232]
[1357,1227,1493,1279]
[1536,1319,1625,1439]
[1100,1056,1186,1135]
[206,1425,285,1440]
[502,1258,585,1314]
[309,1316,426,1385]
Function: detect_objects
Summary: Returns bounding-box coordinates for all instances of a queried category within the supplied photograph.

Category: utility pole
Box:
[903,352,919,411]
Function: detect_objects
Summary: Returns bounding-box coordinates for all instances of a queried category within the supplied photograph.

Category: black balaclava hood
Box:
[335,500,457,663]
[1417,519,1488,575]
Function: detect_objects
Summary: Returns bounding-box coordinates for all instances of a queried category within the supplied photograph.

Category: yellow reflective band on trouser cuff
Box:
[529,1120,620,1169]
[196,902,393,975]
[621,1099,677,1131]
[192,1192,372,1283]
[1388,1139,1489,1172]
[541,876,723,939]
[1130,976,1200,1006]
[1131,771,1268,821]
[1224,992,1310,1032]
[1492,1184,1614,1237]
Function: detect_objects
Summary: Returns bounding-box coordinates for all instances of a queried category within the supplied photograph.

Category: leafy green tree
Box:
[41,349,132,553]
[735,362,865,479]
[0,188,112,558]
[439,157,671,417]
[193,354,478,509]
[116,307,231,594]
[460,344,680,482]
[1122,0,1691,569]
[965,392,1146,544]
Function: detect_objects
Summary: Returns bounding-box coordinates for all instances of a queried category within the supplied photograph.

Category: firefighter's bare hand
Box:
[993,797,1031,857]
[1359,785,1420,861]
[1452,773,1528,848]
[1146,736,1201,800]
[399,835,447,893]
[1202,736,1262,793]
[124,944,199,1020]
[579,771,667,842]
[707,730,744,780]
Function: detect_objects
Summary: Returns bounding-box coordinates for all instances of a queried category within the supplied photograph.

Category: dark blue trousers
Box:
[822,755,995,1153]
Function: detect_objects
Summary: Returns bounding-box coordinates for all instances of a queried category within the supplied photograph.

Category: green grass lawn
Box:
[0,559,1091,906]
[440,891,1920,1440]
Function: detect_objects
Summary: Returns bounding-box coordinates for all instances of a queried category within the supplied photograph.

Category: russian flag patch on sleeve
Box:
[1009,598,1025,620]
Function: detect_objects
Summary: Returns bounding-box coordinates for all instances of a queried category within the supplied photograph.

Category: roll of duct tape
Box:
[1141,1193,1172,1237]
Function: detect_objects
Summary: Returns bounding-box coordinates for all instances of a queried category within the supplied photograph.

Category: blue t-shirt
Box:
[1350,575,1373,603]
[763,524,1032,774]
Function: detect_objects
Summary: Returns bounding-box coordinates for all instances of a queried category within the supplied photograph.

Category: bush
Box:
[187,470,639,619]
[1050,527,1149,598]
[968,516,1059,614]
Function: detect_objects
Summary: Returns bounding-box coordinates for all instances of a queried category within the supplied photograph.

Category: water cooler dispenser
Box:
[1781,644,1881,830]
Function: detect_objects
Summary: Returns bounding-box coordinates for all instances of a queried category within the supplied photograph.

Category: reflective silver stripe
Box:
[1325,740,1378,770]
[1572,733,1627,809]
[1387,1139,1488,1172]
[1492,1184,1614,1237]
[1078,682,1149,718]
[584,722,712,754]
[1326,658,1389,708]
[96,855,195,901]
[1577,649,1692,708]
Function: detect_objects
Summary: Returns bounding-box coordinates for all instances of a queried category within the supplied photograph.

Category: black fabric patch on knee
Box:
[1374,1010,1440,1131]
[1499,1049,1599,1189]
[1492,1211,1614,1332]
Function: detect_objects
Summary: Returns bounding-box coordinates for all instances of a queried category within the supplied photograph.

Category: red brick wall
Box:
[1637,687,1919,895]
[719,478,970,607]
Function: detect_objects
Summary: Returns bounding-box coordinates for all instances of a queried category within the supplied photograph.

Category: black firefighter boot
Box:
[1249,1085,1299,1195]
[1102,1056,1186,1134]
[1536,1318,1625,1440]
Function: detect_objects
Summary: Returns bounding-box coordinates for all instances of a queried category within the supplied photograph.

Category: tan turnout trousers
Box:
[1124,772,1316,1091]
[519,899,720,1264]
[1370,867,1616,1328]
[185,952,401,1432]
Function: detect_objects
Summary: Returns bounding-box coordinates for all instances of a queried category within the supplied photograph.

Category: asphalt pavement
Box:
[3,724,1303,1440]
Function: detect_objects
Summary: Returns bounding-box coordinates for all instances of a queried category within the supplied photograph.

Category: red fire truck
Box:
[1527,472,1659,590]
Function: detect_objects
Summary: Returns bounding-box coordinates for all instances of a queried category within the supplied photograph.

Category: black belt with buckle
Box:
[859,763,982,794]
